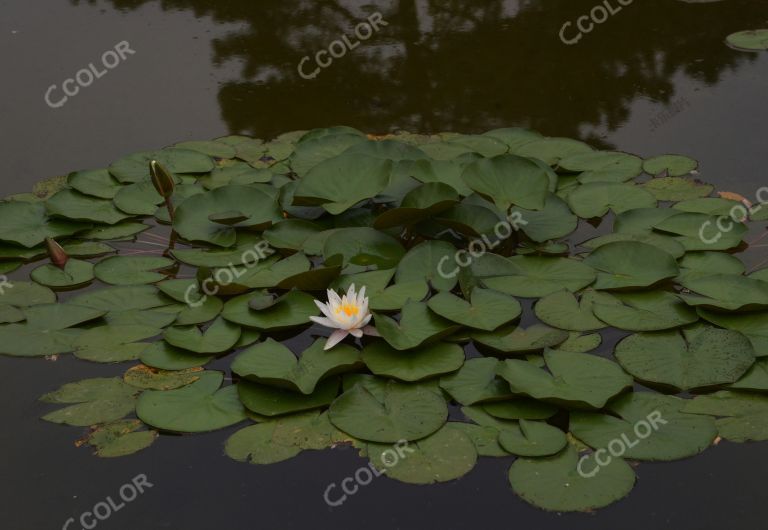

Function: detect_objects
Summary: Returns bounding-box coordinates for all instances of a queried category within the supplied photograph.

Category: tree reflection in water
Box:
[73,0,762,143]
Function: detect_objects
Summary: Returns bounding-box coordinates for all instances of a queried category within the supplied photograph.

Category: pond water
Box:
[1,0,768,528]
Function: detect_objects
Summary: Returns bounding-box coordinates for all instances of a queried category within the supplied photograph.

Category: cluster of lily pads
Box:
[3,126,768,512]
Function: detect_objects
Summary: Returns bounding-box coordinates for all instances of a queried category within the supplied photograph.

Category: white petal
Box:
[314,300,335,320]
[349,328,363,338]
[362,325,380,337]
[357,285,367,306]
[324,329,349,350]
[346,283,356,300]
[309,316,338,328]
[327,289,341,306]
[359,313,372,327]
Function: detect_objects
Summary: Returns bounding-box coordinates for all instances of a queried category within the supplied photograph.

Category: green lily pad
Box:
[554,332,602,353]
[231,253,311,290]
[0,201,90,248]
[109,148,214,183]
[460,154,550,211]
[567,182,656,218]
[171,235,272,267]
[614,326,755,391]
[404,159,472,195]
[293,153,391,214]
[113,180,166,215]
[673,197,742,216]
[222,290,317,330]
[571,392,717,461]
[0,280,56,306]
[698,309,768,356]
[173,185,281,247]
[395,240,458,291]
[289,129,365,174]
[726,29,768,51]
[534,290,605,331]
[329,380,447,443]
[0,304,24,323]
[683,390,768,442]
[496,350,632,409]
[139,341,213,370]
[582,231,686,259]
[560,151,642,183]
[374,301,459,350]
[439,358,513,405]
[373,182,458,228]
[366,425,477,484]
[590,290,698,331]
[677,251,745,282]
[137,371,246,433]
[79,221,149,240]
[508,444,635,512]
[93,256,173,285]
[164,316,241,354]
[323,227,405,269]
[232,338,362,394]
[730,358,768,391]
[80,419,157,458]
[427,288,521,331]
[237,377,340,417]
[509,194,578,242]
[67,169,122,199]
[497,419,568,457]
[514,137,592,165]
[643,155,698,176]
[123,364,202,390]
[30,259,95,288]
[473,324,569,354]
[680,274,768,310]
[477,255,596,298]
[62,241,116,258]
[47,189,132,225]
[68,285,172,312]
[654,212,747,251]
[584,241,678,289]
[263,219,324,251]
[0,302,103,356]
[73,324,162,362]
[174,140,236,159]
[41,377,139,426]
[225,422,303,465]
[449,423,509,457]
[642,177,713,201]
[361,340,464,382]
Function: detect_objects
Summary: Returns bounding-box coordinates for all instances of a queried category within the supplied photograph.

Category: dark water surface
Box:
[1,1,768,528]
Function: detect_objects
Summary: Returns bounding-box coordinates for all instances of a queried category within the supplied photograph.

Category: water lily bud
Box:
[149,160,175,198]
[45,237,69,269]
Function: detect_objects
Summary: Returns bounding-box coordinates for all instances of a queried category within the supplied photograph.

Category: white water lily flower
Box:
[310,284,379,350]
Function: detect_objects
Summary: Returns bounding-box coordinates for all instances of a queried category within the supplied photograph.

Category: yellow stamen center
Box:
[335,303,359,317]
